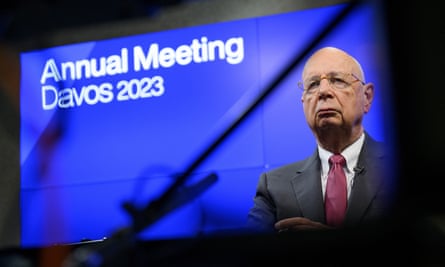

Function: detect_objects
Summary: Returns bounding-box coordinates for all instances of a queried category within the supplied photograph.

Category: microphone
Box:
[353,166,365,175]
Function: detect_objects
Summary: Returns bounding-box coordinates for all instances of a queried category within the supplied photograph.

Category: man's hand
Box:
[275,217,333,232]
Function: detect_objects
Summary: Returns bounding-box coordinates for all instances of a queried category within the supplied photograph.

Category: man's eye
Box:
[307,80,320,90]
[330,77,348,88]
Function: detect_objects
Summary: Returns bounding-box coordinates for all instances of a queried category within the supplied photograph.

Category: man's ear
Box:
[363,83,374,113]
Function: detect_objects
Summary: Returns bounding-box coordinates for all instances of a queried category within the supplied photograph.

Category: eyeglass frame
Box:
[298,72,365,94]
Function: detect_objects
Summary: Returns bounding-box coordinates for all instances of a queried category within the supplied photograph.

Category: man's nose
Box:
[318,78,334,96]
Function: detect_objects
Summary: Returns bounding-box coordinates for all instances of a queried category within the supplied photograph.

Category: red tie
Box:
[325,154,347,227]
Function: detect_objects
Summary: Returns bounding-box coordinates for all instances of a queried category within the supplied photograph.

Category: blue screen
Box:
[20,2,392,247]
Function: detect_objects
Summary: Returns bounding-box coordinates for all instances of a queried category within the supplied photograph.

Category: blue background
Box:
[20,2,392,247]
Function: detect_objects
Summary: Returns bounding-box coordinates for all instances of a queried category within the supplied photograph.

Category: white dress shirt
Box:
[318,132,365,200]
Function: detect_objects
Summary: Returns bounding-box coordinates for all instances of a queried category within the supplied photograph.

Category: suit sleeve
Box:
[246,172,277,233]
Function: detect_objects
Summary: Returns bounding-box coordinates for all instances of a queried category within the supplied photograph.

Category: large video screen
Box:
[20,1,393,247]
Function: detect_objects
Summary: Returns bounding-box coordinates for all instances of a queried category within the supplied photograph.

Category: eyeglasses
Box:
[298,72,365,94]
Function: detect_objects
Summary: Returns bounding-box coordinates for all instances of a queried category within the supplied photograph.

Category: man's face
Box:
[300,49,373,134]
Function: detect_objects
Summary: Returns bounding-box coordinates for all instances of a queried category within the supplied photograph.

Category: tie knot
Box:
[329,154,346,166]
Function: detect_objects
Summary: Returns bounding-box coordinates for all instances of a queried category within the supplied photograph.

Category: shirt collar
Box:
[318,132,365,175]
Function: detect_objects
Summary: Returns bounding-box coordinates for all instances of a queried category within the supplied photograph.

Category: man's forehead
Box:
[303,53,356,77]
[304,71,346,79]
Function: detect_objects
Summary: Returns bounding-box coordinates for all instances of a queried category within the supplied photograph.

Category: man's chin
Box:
[316,117,341,129]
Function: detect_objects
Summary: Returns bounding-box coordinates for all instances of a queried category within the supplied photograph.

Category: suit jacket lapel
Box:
[344,133,385,226]
[291,151,325,223]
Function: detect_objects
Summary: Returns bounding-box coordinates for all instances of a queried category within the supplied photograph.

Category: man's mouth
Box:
[316,109,339,118]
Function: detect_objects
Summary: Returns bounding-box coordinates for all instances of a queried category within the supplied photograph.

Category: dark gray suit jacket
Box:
[247,132,397,232]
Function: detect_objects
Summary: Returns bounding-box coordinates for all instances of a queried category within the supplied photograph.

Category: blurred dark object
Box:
[382,0,445,216]
[1,219,445,267]
[0,0,196,42]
